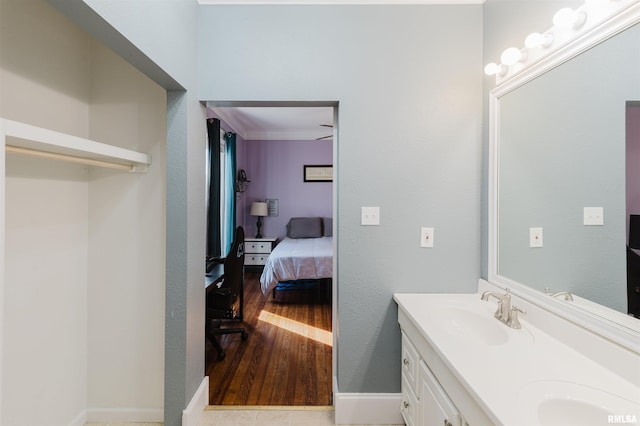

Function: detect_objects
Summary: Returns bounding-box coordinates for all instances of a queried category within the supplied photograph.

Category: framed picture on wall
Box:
[266,198,279,216]
[304,165,333,182]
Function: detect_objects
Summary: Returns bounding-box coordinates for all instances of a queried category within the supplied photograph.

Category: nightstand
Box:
[244,237,277,268]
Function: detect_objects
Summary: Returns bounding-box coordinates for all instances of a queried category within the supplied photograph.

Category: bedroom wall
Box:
[627,105,640,225]
[198,5,483,394]
[244,139,333,239]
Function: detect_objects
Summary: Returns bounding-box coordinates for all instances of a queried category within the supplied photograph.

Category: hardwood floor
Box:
[206,271,333,406]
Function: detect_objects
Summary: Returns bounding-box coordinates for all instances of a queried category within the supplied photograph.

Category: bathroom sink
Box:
[518,380,640,426]
[432,306,510,346]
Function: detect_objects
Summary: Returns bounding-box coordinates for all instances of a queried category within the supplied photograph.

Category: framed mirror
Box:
[488,1,640,352]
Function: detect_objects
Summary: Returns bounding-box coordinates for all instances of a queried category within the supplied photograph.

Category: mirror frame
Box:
[488,1,640,353]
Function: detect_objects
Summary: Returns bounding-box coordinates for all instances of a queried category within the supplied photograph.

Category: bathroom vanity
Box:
[395,280,640,426]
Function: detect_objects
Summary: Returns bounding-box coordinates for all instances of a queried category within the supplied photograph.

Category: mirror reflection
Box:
[497,22,640,317]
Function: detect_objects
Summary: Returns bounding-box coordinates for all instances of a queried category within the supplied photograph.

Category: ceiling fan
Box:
[316,124,333,140]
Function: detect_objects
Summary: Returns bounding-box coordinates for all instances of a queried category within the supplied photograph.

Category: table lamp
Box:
[250,201,268,238]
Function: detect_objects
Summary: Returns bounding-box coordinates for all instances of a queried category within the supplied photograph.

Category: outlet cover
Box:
[361,207,380,225]
[530,227,543,248]
[420,227,434,248]
[584,207,604,226]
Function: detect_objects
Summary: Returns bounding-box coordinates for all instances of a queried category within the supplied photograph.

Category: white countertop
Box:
[394,292,640,425]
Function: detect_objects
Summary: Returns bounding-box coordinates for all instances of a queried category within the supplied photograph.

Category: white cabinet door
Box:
[419,361,461,426]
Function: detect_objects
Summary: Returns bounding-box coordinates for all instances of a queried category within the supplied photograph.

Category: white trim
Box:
[488,3,640,354]
[85,407,164,423]
[334,391,403,425]
[68,410,88,426]
[182,377,209,426]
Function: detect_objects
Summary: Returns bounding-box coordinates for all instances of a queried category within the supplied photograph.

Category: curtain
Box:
[224,131,237,255]
[206,118,222,258]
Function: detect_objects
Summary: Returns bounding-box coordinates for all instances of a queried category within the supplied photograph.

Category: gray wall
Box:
[198,5,483,393]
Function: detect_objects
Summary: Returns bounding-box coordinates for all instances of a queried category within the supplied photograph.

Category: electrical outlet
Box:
[361,207,380,225]
[420,227,434,248]
[530,227,543,248]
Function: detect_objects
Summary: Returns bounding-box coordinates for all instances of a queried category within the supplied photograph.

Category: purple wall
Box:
[627,104,640,238]
[244,139,333,239]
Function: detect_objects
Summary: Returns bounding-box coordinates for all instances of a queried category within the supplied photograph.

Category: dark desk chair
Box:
[206,226,248,360]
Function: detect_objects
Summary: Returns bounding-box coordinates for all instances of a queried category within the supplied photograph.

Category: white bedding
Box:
[260,236,333,295]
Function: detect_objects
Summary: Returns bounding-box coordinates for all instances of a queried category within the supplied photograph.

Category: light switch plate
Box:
[420,227,434,248]
[530,227,543,248]
[361,207,380,225]
[584,207,604,226]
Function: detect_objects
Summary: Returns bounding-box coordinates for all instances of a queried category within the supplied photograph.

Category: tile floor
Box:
[197,407,404,426]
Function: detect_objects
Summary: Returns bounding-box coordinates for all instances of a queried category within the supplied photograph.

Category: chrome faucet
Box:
[481,290,511,322]
[480,289,526,329]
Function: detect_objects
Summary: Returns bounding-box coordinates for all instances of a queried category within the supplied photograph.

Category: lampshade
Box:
[630,215,640,249]
[250,201,268,217]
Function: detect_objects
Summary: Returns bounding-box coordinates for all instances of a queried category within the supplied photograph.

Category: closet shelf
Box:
[1,118,151,172]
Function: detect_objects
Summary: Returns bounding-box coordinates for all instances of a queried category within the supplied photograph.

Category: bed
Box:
[260,217,333,296]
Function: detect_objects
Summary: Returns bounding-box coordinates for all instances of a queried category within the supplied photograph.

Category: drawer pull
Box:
[403,401,410,409]
[403,358,410,366]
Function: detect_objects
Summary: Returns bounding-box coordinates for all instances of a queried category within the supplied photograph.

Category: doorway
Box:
[204,101,338,406]
[626,101,640,318]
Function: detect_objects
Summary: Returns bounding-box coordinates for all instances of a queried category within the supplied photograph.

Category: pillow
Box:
[287,217,323,239]
[323,217,333,237]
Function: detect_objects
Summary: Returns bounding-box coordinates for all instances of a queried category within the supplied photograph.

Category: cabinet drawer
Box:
[402,333,420,391]
[245,254,269,265]
[401,375,419,426]
[245,242,272,253]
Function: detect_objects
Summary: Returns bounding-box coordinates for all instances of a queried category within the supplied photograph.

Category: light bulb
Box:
[484,62,506,76]
[525,32,553,49]
[501,47,524,66]
[553,8,587,29]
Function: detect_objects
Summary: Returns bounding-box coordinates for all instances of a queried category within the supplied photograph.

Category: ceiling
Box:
[206,105,335,141]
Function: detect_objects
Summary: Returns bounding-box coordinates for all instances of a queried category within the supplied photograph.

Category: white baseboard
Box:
[69,410,87,426]
[334,378,403,425]
[182,376,209,426]
[85,407,163,423]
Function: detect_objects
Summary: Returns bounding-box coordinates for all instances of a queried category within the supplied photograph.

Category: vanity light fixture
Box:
[553,7,587,29]
[524,32,554,49]
[484,0,629,83]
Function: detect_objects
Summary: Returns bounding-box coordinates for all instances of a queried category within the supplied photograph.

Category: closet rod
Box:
[5,145,134,171]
